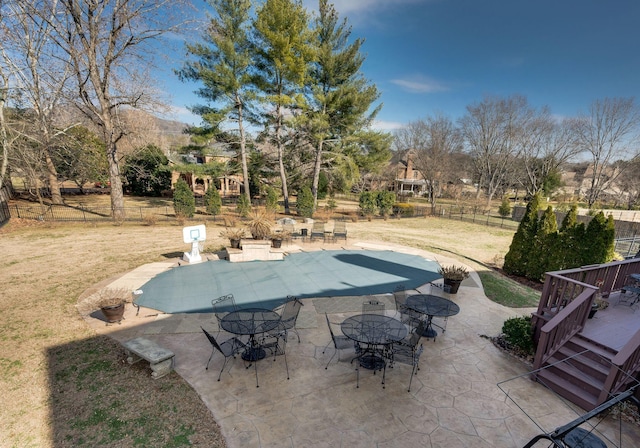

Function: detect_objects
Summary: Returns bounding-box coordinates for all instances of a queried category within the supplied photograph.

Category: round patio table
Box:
[220,308,280,362]
[405,294,460,339]
[341,314,407,370]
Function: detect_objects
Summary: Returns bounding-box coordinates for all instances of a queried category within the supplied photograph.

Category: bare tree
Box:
[616,157,640,209]
[570,97,640,208]
[395,115,462,211]
[459,94,537,206]
[44,0,187,219]
[518,111,581,197]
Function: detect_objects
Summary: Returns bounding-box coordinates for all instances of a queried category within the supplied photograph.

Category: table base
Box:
[358,354,385,371]
[242,347,267,362]
[419,327,437,338]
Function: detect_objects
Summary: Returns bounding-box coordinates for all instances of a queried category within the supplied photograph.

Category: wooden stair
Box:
[535,334,618,411]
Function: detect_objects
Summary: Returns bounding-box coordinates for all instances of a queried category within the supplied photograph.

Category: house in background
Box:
[169,146,243,197]
[390,150,426,196]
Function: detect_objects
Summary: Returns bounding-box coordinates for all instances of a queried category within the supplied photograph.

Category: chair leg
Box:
[218,358,229,381]
[325,348,337,369]
[206,349,215,370]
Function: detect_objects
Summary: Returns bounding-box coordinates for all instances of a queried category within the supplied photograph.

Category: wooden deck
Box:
[580,291,640,351]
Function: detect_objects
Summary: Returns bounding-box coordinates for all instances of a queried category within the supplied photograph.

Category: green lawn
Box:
[478,270,541,308]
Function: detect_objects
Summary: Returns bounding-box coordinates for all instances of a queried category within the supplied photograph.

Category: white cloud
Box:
[303,0,431,24]
[390,76,449,93]
[371,120,406,131]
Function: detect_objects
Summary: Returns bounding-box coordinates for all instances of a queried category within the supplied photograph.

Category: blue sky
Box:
[160,0,640,132]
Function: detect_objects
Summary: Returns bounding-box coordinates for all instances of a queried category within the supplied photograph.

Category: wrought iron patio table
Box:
[341,314,407,371]
[405,294,460,339]
[220,308,281,362]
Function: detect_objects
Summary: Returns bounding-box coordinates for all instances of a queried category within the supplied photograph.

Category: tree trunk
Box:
[45,150,63,204]
[237,98,251,204]
[311,139,323,211]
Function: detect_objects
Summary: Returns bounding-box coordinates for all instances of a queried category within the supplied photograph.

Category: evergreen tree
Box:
[236,194,251,218]
[376,191,395,218]
[558,204,582,269]
[296,186,314,218]
[303,0,385,208]
[582,211,614,265]
[605,214,616,262]
[265,186,279,214]
[177,0,256,205]
[498,196,511,218]
[173,179,195,218]
[204,185,222,218]
[359,191,377,219]
[503,193,542,276]
[253,0,314,214]
[527,206,558,281]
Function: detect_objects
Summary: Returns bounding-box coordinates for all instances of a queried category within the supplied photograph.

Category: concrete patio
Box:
[80,240,640,447]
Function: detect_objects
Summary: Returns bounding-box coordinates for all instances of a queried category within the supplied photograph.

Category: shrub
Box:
[142,213,158,226]
[498,196,511,218]
[376,191,396,218]
[501,316,535,355]
[265,187,279,214]
[204,186,222,217]
[359,191,377,218]
[392,203,414,217]
[247,212,272,239]
[173,178,195,218]
[236,194,251,218]
[296,186,315,218]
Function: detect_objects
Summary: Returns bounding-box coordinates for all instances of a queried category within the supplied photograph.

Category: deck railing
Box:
[532,257,640,406]
[600,329,640,402]
[532,287,597,371]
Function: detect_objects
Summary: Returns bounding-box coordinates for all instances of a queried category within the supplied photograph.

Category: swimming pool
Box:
[136,250,442,313]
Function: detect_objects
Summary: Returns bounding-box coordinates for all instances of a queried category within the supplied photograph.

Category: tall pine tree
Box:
[503,193,542,276]
[303,0,385,208]
[527,205,558,281]
[253,0,314,214]
[177,0,256,204]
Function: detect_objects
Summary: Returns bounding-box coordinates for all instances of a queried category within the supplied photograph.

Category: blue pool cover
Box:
[137,250,442,313]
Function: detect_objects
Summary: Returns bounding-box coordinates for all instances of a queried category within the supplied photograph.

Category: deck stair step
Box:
[544,355,606,396]
[535,335,617,411]
[536,368,599,411]
[564,335,617,364]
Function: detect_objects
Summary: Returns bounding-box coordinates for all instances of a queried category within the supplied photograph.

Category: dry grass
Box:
[0,211,515,447]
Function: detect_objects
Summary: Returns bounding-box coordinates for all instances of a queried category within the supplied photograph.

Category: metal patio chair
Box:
[323,313,359,369]
[393,284,422,327]
[362,298,385,314]
[211,293,238,334]
[201,327,246,381]
[390,343,424,392]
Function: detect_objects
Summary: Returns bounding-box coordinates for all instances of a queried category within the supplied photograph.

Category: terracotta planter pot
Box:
[100,302,125,323]
[443,278,462,294]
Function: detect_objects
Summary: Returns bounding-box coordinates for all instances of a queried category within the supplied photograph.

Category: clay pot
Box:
[100,302,125,323]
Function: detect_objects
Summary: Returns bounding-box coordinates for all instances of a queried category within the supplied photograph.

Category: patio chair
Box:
[393,320,424,352]
[362,298,385,314]
[393,285,422,326]
[310,221,326,241]
[323,313,358,369]
[282,222,298,241]
[390,343,424,392]
[265,295,303,343]
[211,293,238,333]
[201,327,246,381]
[332,220,347,242]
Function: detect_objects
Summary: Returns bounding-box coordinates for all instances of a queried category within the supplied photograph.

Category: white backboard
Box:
[182,224,206,244]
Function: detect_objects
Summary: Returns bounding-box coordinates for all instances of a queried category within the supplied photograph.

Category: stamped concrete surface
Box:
[80,241,640,448]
